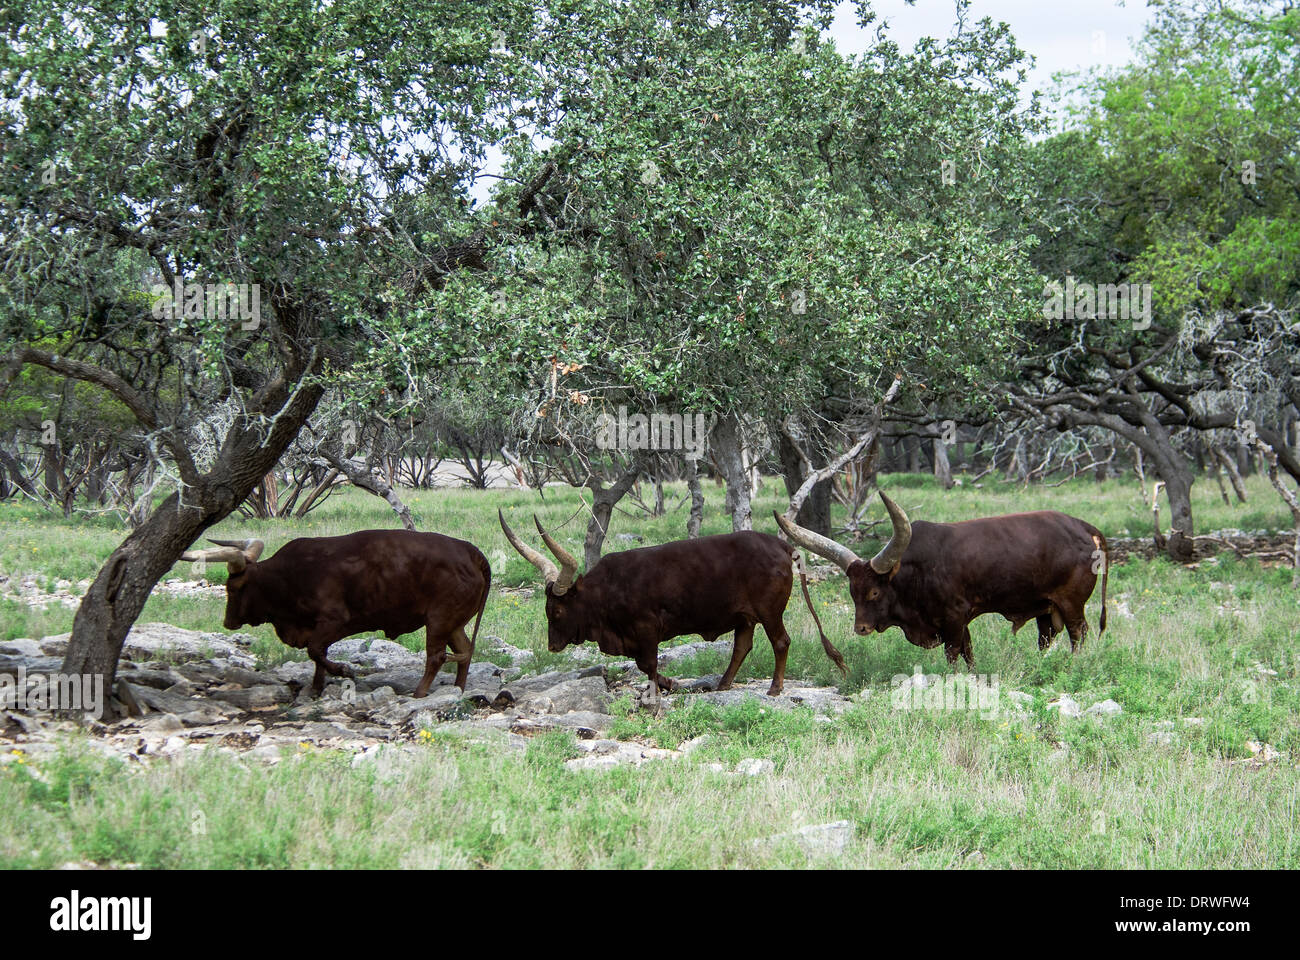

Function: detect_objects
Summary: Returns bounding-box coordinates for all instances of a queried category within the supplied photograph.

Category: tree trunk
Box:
[582,458,642,568]
[62,384,325,714]
[686,456,704,538]
[932,436,954,489]
[777,428,832,536]
[903,434,922,474]
[710,412,752,531]
[1213,445,1248,503]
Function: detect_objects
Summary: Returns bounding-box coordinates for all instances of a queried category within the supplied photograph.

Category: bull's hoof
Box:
[765,684,783,697]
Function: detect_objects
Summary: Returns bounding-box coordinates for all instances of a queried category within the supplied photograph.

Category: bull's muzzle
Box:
[854,622,874,636]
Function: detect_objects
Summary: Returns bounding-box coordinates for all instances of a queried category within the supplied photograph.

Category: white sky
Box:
[828,0,1154,101]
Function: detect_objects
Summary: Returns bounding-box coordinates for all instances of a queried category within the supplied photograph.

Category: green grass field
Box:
[1,474,1297,868]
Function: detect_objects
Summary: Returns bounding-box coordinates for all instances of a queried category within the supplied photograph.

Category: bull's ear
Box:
[886,562,902,580]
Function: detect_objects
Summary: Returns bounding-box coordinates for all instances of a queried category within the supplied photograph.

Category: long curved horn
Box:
[773,511,861,573]
[181,544,252,573]
[868,492,912,574]
[499,510,559,585]
[207,538,265,564]
[533,516,579,595]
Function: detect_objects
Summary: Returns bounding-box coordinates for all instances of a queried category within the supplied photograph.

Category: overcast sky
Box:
[828,0,1155,101]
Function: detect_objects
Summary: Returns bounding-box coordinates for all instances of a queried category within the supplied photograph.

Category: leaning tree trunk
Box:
[582,457,643,568]
[710,412,752,531]
[61,383,325,714]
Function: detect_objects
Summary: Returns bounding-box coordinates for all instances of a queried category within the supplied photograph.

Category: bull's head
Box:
[180,538,265,629]
[774,492,912,636]
[498,511,582,652]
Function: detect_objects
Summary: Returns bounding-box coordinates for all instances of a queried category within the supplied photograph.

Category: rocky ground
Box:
[0,623,859,772]
[1,621,1284,775]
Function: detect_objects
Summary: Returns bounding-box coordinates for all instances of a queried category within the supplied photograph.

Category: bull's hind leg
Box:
[760,617,792,697]
[447,625,474,690]
[1054,599,1088,654]
[1036,613,1063,651]
[416,622,450,699]
[716,623,755,693]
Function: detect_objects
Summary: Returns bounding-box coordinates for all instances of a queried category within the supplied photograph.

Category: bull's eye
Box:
[868,589,880,601]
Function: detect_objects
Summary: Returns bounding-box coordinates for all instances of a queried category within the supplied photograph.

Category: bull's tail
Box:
[470,551,491,650]
[797,561,848,678]
[1093,533,1109,636]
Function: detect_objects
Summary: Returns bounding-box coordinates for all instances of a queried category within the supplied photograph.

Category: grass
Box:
[0,472,1297,868]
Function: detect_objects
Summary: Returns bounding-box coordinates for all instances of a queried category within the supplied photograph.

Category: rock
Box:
[615,533,645,543]
[158,735,188,756]
[666,680,850,716]
[246,744,283,763]
[215,685,293,711]
[508,711,614,738]
[656,640,723,665]
[680,735,712,754]
[4,711,44,736]
[0,655,65,675]
[671,675,725,693]
[462,674,502,707]
[347,686,397,710]
[564,741,678,770]
[756,820,852,858]
[376,687,466,725]
[350,744,420,783]
[565,755,621,771]
[735,758,774,777]
[1245,740,1280,763]
[128,685,238,726]
[184,663,284,688]
[141,714,185,735]
[0,639,43,658]
[116,665,188,691]
[513,674,611,715]
[432,720,529,751]
[495,666,605,705]
[1085,699,1122,718]
[1048,695,1082,718]
[272,661,316,685]
[40,623,258,669]
[343,638,423,671]
[1147,731,1176,746]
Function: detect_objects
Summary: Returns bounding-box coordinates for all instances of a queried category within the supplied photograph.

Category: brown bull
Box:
[499,511,847,707]
[182,530,490,696]
[774,493,1108,667]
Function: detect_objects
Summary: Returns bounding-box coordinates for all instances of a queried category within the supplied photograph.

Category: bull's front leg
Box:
[941,624,975,671]
[635,649,673,715]
[306,636,355,695]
